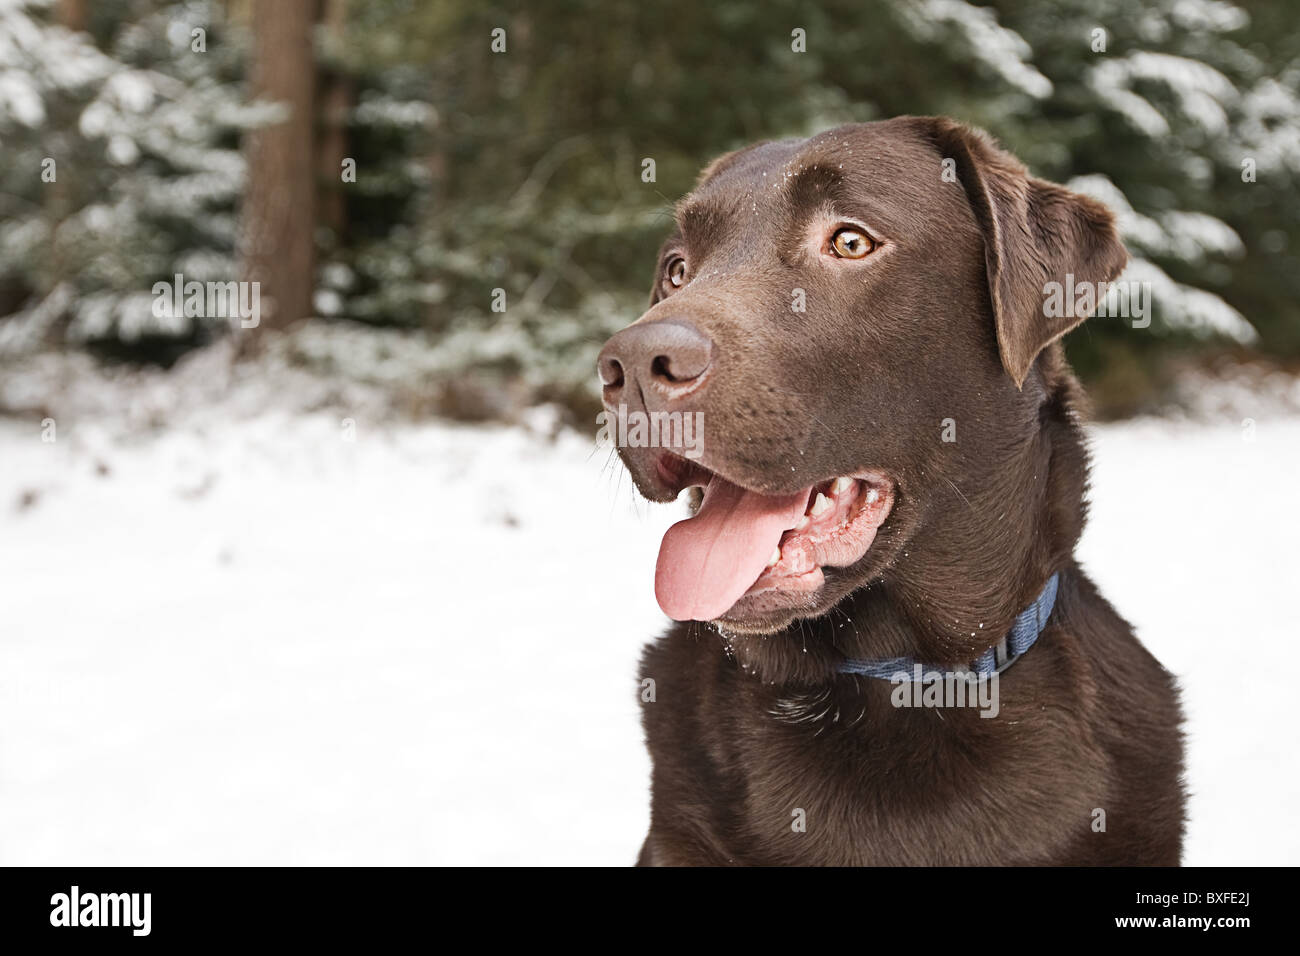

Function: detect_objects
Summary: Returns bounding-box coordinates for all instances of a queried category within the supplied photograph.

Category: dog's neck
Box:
[718,569,1069,686]
[720,356,1088,687]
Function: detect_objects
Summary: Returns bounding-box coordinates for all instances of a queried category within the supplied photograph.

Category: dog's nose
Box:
[598,319,714,405]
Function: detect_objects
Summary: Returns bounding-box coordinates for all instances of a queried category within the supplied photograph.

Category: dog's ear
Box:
[928,119,1128,389]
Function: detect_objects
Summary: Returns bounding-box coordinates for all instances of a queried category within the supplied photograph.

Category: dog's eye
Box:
[665,256,688,289]
[829,227,877,260]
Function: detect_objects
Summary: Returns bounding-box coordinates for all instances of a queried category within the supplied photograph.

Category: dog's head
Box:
[599,117,1126,638]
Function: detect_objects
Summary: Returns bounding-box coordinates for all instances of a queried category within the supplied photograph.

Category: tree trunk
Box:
[317,0,351,240]
[241,0,316,334]
[56,0,87,31]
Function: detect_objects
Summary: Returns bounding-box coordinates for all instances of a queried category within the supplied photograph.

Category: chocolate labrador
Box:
[599,117,1184,866]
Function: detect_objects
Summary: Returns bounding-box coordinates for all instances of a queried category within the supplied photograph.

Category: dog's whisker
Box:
[943,476,974,511]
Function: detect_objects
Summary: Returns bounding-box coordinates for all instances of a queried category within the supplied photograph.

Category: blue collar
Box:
[836,572,1060,680]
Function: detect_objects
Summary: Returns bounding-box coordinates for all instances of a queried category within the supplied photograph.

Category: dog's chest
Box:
[641,636,1110,865]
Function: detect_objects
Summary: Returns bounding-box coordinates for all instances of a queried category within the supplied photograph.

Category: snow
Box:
[1065,174,1255,343]
[1171,0,1250,34]
[1089,51,1237,137]
[0,355,1296,865]
[1239,76,1300,175]
[1122,258,1257,343]
[900,0,1052,99]
[0,389,670,865]
[1065,174,1246,264]
[1077,416,1299,867]
[0,0,119,129]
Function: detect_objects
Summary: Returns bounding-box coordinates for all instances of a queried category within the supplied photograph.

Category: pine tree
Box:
[0,0,258,360]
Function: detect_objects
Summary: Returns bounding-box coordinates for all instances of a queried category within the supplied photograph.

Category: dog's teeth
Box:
[865,488,879,504]
[832,476,854,494]
[810,492,832,517]
[768,546,781,567]
[795,514,810,531]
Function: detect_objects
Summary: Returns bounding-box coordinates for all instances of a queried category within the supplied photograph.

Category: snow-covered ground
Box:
[0,351,1296,865]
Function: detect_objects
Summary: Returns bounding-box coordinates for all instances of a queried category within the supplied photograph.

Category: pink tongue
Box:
[655,476,811,621]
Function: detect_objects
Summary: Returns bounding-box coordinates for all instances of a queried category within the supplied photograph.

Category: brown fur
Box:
[603,117,1185,866]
